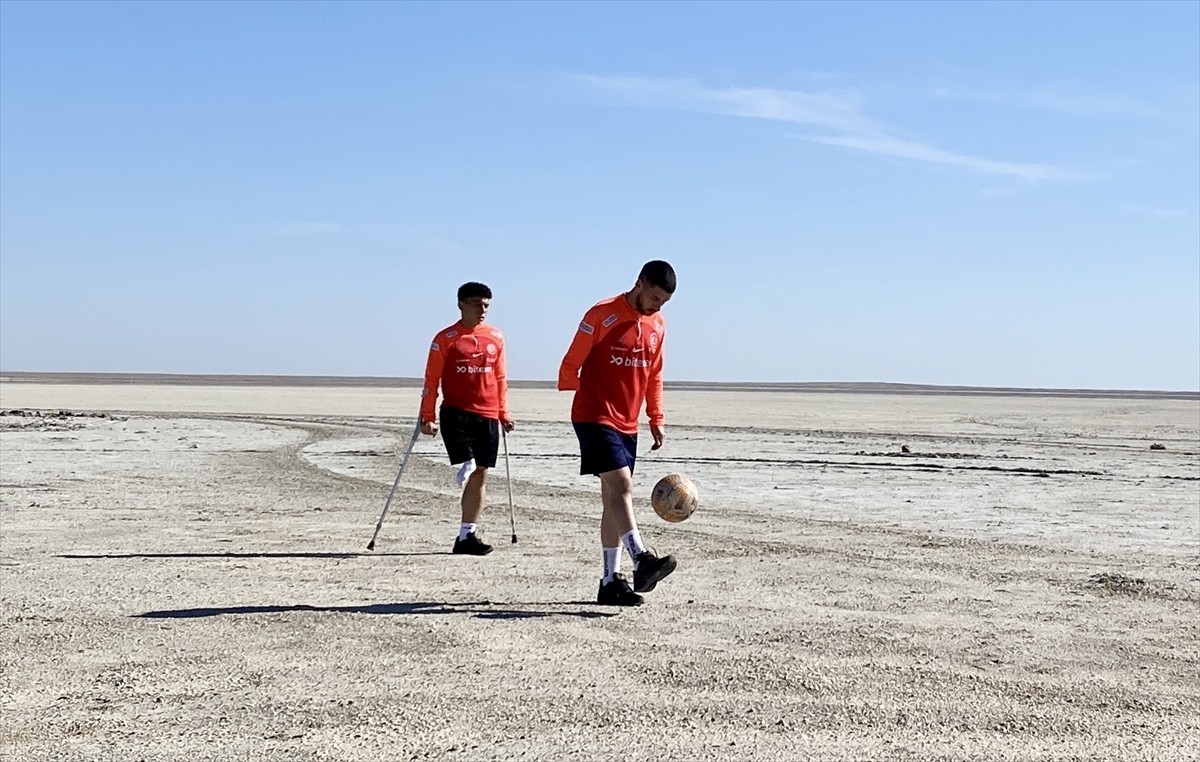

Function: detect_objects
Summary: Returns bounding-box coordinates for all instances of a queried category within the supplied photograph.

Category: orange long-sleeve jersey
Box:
[557,293,666,435]
[420,322,510,423]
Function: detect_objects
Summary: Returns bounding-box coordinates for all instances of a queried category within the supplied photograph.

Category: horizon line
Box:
[1,371,1196,401]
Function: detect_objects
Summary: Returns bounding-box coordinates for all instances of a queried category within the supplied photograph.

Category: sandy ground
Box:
[1,381,1198,761]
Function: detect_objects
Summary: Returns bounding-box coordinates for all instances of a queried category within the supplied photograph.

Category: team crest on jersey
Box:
[579,321,594,335]
[649,332,658,350]
[602,314,618,328]
[486,343,496,355]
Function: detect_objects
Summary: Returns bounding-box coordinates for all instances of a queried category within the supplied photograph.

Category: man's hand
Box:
[501,417,516,433]
[421,421,438,436]
[650,423,665,451]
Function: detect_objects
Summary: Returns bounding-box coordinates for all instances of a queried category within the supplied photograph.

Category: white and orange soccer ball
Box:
[651,473,699,523]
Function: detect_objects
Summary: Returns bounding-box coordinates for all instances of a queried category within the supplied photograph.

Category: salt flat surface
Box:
[2,381,1197,761]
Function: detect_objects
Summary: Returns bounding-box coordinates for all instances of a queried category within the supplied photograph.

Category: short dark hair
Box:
[457,282,492,301]
[638,260,676,294]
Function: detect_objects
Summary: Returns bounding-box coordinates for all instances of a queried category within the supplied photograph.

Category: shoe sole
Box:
[596,596,644,607]
[634,556,677,593]
[452,547,494,556]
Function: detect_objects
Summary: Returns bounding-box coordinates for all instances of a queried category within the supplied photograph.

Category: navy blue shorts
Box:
[440,406,499,468]
[573,422,637,476]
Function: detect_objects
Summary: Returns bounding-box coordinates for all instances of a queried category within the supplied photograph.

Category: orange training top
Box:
[420,322,510,423]
[557,293,666,434]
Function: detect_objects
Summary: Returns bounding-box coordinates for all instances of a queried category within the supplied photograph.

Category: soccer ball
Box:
[651,473,698,523]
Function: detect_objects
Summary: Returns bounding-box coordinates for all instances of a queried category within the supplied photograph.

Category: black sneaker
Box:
[452,532,493,556]
[633,551,677,593]
[597,574,644,607]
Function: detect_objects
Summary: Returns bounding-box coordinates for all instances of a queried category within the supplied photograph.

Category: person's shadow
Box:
[133,600,615,620]
[62,552,620,620]
[60,551,439,559]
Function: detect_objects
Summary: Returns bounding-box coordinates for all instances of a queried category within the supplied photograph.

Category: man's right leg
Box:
[597,467,632,586]
[575,421,642,607]
[594,468,642,605]
[600,468,677,594]
[599,467,636,546]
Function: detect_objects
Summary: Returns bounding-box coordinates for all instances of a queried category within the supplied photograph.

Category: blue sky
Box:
[1,0,1197,390]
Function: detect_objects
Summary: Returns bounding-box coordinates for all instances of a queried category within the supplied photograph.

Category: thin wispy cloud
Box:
[928,84,1165,120]
[576,74,877,136]
[574,74,1084,182]
[248,222,344,237]
[800,134,1085,182]
[980,187,1021,198]
[1146,207,1190,219]
[1118,203,1193,220]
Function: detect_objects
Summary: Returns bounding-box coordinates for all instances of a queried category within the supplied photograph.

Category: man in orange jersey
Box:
[420,282,515,556]
[558,260,678,606]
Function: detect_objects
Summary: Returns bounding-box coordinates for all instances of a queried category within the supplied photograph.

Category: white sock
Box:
[458,522,477,541]
[455,458,476,487]
[621,529,647,564]
[601,547,621,584]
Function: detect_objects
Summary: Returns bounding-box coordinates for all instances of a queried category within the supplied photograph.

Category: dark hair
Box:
[638,260,676,294]
[457,282,492,301]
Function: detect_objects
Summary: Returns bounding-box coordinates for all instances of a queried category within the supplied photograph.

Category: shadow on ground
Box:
[60,551,443,559]
[132,601,616,620]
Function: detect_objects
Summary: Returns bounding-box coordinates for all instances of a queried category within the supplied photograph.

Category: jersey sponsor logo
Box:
[610,354,650,368]
[602,314,618,328]
[579,321,594,335]
[456,365,494,374]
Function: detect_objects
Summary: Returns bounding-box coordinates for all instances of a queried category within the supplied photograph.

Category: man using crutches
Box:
[419,282,515,555]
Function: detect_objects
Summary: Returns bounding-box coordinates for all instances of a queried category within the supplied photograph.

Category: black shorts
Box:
[573,422,637,476]
[439,406,499,468]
